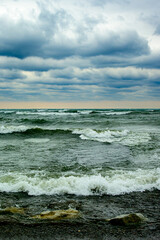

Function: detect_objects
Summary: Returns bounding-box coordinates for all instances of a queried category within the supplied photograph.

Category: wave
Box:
[0,125,30,134]
[20,118,49,125]
[1,109,159,117]
[0,125,72,136]
[98,109,160,116]
[0,168,159,196]
[72,128,151,145]
[104,111,132,115]
[0,125,151,146]
[77,110,93,115]
[0,110,15,114]
[15,109,132,116]
[16,111,79,116]
[16,110,96,118]
[73,128,128,142]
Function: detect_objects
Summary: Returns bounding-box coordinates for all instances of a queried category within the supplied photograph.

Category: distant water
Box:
[0,108,160,198]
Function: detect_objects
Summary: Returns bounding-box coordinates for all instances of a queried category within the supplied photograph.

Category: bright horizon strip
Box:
[0,101,160,109]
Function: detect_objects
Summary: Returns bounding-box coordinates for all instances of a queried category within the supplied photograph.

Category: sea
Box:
[0,108,160,224]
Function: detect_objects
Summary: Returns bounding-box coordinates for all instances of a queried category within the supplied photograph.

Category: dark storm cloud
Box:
[0,6,77,59]
[0,18,46,59]
[133,54,160,69]
[91,53,160,69]
[78,31,149,57]
[0,0,160,102]
[0,7,150,59]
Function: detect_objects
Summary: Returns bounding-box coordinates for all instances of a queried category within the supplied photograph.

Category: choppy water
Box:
[0,109,160,223]
[0,108,160,196]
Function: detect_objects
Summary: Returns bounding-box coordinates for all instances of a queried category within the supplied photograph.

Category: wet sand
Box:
[0,219,160,240]
[0,190,160,239]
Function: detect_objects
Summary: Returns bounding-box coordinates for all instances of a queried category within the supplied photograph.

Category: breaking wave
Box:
[0,125,71,135]
[16,111,79,116]
[104,111,132,115]
[0,125,30,134]
[72,128,151,146]
[0,125,151,146]
[0,168,159,196]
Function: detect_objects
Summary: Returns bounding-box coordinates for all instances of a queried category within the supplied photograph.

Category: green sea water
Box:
[0,109,160,196]
[0,109,160,223]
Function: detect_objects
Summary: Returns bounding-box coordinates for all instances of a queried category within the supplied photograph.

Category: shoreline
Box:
[0,190,160,239]
[0,218,160,239]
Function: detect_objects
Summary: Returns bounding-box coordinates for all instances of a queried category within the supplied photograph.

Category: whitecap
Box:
[0,110,14,114]
[0,168,159,196]
[72,128,127,143]
[104,111,132,115]
[78,110,93,115]
[72,128,151,146]
[16,111,78,116]
[0,125,29,134]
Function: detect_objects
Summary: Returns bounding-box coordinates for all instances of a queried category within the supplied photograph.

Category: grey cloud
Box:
[91,52,160,69]
[0,56,91,71]
[88,0,130,7]
[2,53,159,74]
[39,7,72,33]
[14,66,160,91]
[0,6,73,58]
[0,0,159,102]
[0,5,150,59]
[76,31,150,57]
[132,53,160,69]
[155,24,160,35]
[0,69,25,80]
[0,65,159,101]
[0,18,45,58]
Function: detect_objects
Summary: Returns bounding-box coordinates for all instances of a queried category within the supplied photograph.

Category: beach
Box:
[0,191,160,239]
[0,109,160,239]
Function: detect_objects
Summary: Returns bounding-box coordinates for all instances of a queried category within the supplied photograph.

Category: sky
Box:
[0,0,160,108]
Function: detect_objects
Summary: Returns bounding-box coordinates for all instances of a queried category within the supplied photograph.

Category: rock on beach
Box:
[32,209,80,220]
[0,207,25,215]
[106,213,147,226]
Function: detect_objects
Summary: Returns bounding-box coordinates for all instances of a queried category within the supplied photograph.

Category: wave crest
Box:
[0,168,159,196]
[0,125,151,146]
[72,128,151,145]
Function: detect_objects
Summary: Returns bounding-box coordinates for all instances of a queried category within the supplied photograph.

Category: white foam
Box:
[72,128,150,146]
[58,109,68,113]
[0,168,159,196]
[16,111,78,116]
[16,111,56,116]
[0,125,70,134]
[0,125,61,134]
[24,138,50,143]
[78,110,93,114]
[0,125,29,134]
[101,111,132,115]
[121,132,151,146]
[0,124,151,147]
[72,128,128,143]
[0,110,15,114]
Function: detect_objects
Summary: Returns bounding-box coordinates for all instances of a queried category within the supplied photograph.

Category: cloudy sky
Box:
[0,0,160,107]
